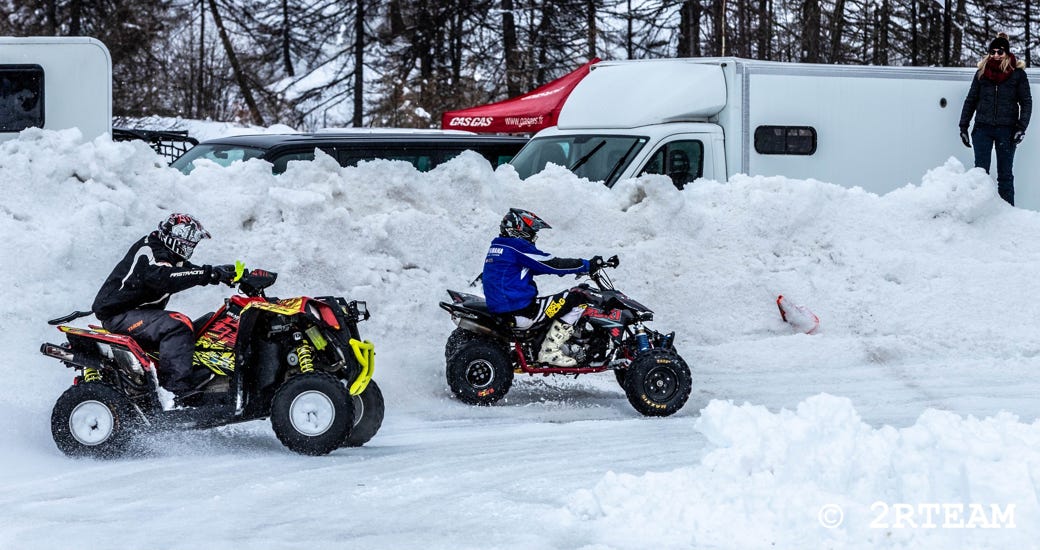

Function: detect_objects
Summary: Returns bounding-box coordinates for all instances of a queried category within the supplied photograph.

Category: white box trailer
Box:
[509,57,1040,209]
[0,37,111,141]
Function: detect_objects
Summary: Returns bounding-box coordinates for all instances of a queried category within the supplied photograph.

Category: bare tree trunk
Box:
[586,0,597,59]
[879,0,889,65]
[452,8,462,87]
[712,0,725,55]
[70,0,82,35]
[207,0,265,125]
[282,0,294,76]
[538,1,555,78]
[758,0,770,59]
[353,0,364,126]
[198,0,206,117]
[502,0,521,96]
[801,0,820,62]
[693,0,702,56]
[941,0,951,65]
[678,0,702,57]
[829,0,846,62]
[953,0,966,65]
[1027,0,1033,66]
[46,0,57,35]
[626,0,634,59]
[737,0,746,56]
[910,0,919,65]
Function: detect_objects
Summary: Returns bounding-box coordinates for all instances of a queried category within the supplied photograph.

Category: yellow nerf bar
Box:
[348,339,375,396]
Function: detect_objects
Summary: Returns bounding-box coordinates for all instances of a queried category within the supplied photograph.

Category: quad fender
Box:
[43,326,155,374]
[440,290,513,338]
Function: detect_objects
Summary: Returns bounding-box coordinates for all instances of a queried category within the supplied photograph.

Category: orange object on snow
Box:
[777,295,819,334]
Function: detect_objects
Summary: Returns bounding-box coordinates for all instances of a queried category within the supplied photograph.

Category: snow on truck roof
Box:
[558,59,727,130]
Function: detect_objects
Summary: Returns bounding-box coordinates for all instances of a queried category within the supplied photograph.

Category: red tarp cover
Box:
[441,58,600,134]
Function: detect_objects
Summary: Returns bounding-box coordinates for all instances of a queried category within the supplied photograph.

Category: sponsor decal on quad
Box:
[656,358,673,364]
[584,308,622,321]
[545,297,566,317]
[478,388,495,397]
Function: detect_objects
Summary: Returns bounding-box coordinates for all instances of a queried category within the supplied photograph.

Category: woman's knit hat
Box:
[989,32,1011,53]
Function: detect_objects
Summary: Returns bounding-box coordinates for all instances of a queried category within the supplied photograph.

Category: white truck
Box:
[0,37,111,141]
[509,57,1040,210]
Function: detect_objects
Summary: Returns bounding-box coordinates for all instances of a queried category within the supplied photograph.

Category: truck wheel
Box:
[623,349,692,417]
[51,383,139,458]
[446,338,513,405]
[444,328,480,360]
[271,373,353,455]
[342,379,385,447]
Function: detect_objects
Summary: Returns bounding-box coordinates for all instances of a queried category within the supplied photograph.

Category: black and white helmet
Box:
[500,208,551,243]
[157,213,211,260]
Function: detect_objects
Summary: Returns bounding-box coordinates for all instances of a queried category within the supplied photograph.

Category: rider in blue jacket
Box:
[482,208,601,367]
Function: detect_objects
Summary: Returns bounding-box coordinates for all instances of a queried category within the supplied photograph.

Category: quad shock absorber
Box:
[294,343,315,374]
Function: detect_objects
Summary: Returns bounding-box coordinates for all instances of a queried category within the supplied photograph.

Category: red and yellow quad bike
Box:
[42,263,383,457]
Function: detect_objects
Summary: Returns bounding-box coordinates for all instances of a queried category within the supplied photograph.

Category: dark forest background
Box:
[1,0,1034,129]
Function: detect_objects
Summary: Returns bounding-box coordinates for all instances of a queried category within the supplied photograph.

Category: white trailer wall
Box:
[723,60,1040,209]
[0,37,111,141]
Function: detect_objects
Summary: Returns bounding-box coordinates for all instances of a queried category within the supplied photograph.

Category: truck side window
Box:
[638,140,703,190]
[0,65,44,132]
[754,126,817,155]
[271,150,319,174]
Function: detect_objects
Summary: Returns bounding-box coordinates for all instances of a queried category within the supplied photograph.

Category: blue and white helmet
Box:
[157,213,211,260]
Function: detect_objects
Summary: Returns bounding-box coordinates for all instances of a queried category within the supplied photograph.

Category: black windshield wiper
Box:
[568,140,607,172]
[604,140,641,186]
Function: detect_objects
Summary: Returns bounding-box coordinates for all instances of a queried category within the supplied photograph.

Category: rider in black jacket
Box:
[959,33,1033,206]
[92,214,236,397]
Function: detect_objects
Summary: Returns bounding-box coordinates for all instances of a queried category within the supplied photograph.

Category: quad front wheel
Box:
[51,383,139,458]
[623,349,692,417]
[342,379,385,447]
[271,373,353,455]
[446,338,513,405]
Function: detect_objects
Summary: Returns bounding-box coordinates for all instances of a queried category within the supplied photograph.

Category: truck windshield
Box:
[170,144,266,174]
[510,135,647,186]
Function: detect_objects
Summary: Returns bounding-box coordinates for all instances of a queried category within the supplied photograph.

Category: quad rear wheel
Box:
[445,328,480,360]
[51,383,139,458]
[623,349,692,417]
[446,338,513,405]
[271,373,353,455]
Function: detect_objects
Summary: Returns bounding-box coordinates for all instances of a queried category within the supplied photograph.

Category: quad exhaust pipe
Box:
[454,317,496,337]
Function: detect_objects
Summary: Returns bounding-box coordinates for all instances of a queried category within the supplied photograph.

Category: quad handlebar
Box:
[587,254,620,290]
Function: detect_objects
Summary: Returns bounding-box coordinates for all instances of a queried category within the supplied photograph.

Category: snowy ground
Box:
[2,128,1039,549]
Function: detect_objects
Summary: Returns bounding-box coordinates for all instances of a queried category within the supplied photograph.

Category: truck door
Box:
[637,139,708,190]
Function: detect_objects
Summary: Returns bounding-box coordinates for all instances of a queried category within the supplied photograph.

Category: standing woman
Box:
[959,33,1032,206]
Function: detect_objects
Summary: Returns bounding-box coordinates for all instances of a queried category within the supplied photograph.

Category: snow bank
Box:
[566,394,1040,549]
